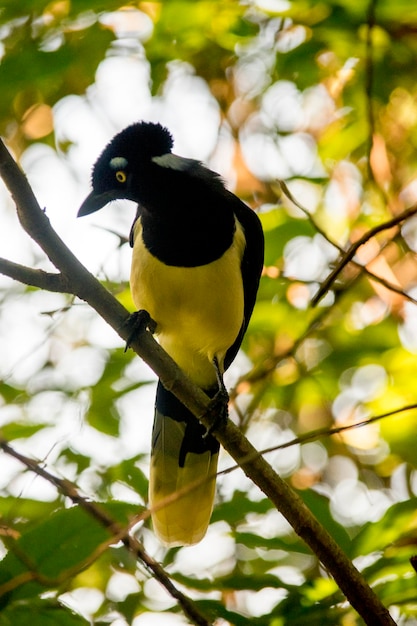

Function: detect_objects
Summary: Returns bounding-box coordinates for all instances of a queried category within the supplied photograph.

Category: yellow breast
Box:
[130,218,245,388]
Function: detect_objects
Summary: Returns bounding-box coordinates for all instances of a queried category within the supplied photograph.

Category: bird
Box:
[78,121,264,546]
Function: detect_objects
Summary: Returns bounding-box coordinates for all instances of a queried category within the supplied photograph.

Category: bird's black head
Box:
[78,122,173,217]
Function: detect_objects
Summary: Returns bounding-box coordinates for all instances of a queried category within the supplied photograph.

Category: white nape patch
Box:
[152,153,200,172]
[109,156,128,169]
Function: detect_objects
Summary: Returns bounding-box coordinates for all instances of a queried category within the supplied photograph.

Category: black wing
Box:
[224,194,264,370]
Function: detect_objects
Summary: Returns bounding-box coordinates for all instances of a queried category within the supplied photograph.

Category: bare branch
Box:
[261,402,417,457]
[312,203,417,305]
[0,258,71,292]
[0,139,396,625]
[219,403,417,481]
[0,438,211,626]
[279,181,417,307]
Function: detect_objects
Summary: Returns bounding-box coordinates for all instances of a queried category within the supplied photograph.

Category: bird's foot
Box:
[122,309,157,352]
[202,387,229,439]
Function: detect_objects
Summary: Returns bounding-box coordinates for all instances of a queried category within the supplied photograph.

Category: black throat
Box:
[133,203,236,267]
[127,159,238,267]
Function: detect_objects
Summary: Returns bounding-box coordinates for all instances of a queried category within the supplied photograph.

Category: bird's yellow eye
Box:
[115,170,127,183]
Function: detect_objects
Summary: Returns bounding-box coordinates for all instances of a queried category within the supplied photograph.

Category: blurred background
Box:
[1,1,417,624]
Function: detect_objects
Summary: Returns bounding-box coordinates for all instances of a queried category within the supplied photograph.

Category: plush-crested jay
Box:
[78,121,264,545]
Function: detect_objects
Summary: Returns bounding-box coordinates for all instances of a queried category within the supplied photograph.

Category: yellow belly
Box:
[130,218,245,388]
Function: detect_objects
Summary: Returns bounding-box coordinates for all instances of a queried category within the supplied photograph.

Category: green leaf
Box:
[193,599,258,626]
[0,422,46,440]
[0,598,88,626]
[0,382,29,404]
[173,570,291,592]
[376,573,417,609]
[85,348,151,436]
[0,496,59,525]
[234,531,310,553]
[212,490,273,526]
[0,20,115,135]
[261,209,316,266]
[104,455,149,500]
[297,490,352,555]
[0,502,140,606]
[351,497,417,557]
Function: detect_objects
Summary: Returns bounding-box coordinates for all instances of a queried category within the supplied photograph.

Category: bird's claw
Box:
[122,309,156,352]
[202,387,229,438]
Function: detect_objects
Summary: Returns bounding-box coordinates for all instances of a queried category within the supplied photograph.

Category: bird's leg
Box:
[213,356,229,402]
[202,356,229,438]
[122,309,157,352]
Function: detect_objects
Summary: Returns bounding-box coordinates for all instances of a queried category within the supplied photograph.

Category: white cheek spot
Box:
[110,156,128,170]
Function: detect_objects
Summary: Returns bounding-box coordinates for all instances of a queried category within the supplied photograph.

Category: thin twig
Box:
[259,402,417,459]
[312,203,417,305]
[223,400,417,482]
[0,438,212,626]
[279,180,417,306]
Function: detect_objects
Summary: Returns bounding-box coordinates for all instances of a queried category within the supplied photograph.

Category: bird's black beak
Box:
[77,190,120,217]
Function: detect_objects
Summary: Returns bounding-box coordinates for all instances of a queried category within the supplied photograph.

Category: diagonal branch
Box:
[279,180,417,307]
[311,203,417,306]
[0,438,211,626]
[219,403,417,481]
[0,139,396,625]
[260,402,417,458]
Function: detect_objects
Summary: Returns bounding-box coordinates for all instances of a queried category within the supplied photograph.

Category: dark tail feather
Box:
[149,381,219,546]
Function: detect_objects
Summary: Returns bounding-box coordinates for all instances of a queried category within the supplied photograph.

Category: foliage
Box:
[1,0,417,624]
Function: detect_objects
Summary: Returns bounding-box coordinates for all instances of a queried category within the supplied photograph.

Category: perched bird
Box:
[78,122,264,546]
